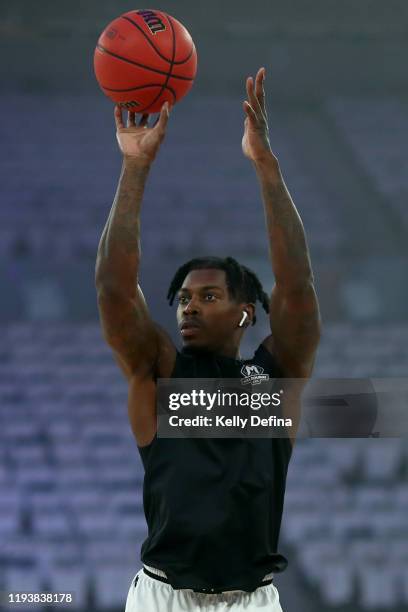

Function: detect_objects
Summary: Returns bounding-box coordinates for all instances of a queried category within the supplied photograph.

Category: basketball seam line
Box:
[136,13,177,113]
[101,83,177,103]
[121,14,194,66]
[96,44,194,81]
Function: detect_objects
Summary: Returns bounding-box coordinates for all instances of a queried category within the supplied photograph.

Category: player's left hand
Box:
[242,67,275,163]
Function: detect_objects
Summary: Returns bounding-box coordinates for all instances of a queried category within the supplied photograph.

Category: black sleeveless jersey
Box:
[137,343,293,592]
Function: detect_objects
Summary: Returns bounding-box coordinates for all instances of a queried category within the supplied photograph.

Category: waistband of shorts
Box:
[142,564,274,594]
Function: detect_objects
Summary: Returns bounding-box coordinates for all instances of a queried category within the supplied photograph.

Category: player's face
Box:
[177,269,243,351]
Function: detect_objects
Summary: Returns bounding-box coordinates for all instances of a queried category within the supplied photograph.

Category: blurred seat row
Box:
[0,322,407,609]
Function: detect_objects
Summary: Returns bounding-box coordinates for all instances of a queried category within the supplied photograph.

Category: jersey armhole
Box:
[137,431,158,463]
[253,344,295,454]
[139,350,185,456]
[253,343,284,377]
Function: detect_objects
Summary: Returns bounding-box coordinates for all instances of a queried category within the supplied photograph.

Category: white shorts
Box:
[125,564,284,611]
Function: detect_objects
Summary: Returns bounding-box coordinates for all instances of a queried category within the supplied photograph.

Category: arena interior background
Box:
[1,1,408,610]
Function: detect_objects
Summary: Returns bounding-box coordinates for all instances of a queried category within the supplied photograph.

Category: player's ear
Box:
[246,303,255,326]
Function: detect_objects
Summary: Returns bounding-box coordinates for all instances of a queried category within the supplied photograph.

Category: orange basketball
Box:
[94,9,197,113]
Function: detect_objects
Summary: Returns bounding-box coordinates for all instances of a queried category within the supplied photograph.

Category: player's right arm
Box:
[95,103,176,445]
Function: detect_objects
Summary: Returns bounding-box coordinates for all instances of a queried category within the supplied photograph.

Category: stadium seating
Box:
[0,322,407,610]
[327,97,408,229]
[1,94,367,261]
[1,91,408,610]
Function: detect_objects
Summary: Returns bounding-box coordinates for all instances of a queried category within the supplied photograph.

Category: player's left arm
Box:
[242,67,321,379]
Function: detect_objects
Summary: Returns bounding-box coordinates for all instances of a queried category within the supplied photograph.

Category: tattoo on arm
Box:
[96,162,150,290]
[257,161,313,288]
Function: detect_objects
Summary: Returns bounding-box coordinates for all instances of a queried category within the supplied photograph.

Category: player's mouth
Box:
[180,320,202,337]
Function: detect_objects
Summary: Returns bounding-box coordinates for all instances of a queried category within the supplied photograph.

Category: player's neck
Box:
[182,343,241,361]
[217,344,241,360]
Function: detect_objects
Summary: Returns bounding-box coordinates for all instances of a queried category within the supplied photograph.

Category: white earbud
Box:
[239,311,248,328]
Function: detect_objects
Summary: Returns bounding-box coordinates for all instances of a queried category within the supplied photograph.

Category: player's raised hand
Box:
[114,102,171,165]
[242,68,275,163]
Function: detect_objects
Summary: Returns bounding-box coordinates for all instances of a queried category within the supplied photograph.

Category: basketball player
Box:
[95,67,321,611]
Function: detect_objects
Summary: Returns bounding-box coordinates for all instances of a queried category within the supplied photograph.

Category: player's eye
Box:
[204,294,216,301]
[178,295,189,304]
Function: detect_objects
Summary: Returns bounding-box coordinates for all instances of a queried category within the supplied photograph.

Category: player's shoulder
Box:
[247,335,284,378]
[239,337,284,378]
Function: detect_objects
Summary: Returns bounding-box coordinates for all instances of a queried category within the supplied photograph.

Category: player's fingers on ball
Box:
[127,111,136,127]
[156,102,170,132]
[162,101,171,120]
[114,105,124,129]
[138,113,149,127]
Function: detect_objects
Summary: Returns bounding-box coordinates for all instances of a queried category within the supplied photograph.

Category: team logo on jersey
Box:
[240,364,269,385]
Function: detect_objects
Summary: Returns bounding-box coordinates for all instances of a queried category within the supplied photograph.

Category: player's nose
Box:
[183,299,200,315]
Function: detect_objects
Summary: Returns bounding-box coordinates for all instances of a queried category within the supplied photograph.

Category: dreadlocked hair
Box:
[166,256,270,325]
